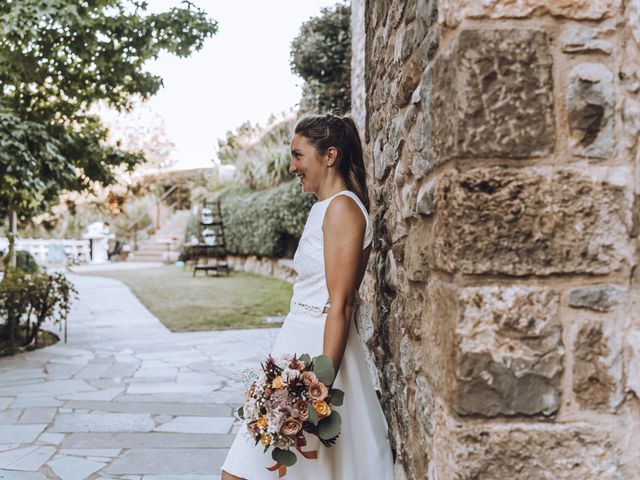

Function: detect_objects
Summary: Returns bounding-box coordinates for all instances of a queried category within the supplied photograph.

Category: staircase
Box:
[127,210,192,263]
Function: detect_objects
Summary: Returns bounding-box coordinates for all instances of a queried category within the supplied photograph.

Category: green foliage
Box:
[217,116,296,190]
[312,354,336,385]
[272,448,297,467]
[307,402,319,426]
[111,194,154,239]
[0,269,77,356]
[213,180,315,257]
[0,0,218,220]
[0,249,38,274]
[329,388,344,407]
[16,251,39,274]
[318,411,342,440]
[290,3,351,113]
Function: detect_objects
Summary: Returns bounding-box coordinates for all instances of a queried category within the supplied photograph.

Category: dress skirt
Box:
[220,310,394,479]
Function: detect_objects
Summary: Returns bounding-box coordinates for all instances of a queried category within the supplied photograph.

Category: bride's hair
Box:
[294,113,370,211]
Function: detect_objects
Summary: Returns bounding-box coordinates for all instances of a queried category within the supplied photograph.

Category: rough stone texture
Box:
[432,167,632,276]
[566,63,615,158]
[450,423,624,479]
[629,0,640,46]
[559,23,614,55]
[440,0,621,26]
[573,321,624,411]
[359,0,640,478]
[568,285,628,312]
[627,330,640,398]
[455,286,562,416]
[428,29,555,167]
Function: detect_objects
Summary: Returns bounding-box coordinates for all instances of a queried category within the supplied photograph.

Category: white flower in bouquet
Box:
[276,357,291,370]
[281,367,300,384]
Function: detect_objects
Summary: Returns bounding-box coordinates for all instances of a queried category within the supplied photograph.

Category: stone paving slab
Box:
[0,273,277,479]
[63,401,232,417]
[103,449,227,475]
[61,433,236,449]
[0,471,49,480]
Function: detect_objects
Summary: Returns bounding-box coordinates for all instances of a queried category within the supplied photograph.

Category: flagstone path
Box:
[0,273,278,479]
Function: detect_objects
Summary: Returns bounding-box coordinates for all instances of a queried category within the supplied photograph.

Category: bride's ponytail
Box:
[294,113,370,211]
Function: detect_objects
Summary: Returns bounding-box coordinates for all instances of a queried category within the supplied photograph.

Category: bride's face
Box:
[289,133,326,193]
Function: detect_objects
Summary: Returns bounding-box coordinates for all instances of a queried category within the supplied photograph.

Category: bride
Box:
[221,113,394,479]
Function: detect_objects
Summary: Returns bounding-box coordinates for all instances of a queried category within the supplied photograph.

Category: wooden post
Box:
[8,209,17,269]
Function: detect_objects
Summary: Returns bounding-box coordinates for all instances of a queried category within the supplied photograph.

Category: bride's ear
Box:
[326,147,339,168]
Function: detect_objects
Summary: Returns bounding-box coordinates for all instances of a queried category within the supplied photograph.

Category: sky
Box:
[136,0,340,171]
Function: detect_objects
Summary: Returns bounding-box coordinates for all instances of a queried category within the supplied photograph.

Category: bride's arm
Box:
[322,196,366,373]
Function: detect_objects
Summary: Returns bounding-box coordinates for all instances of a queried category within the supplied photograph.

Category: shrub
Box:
[0,269,76,356]
[212,180,315,258]
[16,251,39,274]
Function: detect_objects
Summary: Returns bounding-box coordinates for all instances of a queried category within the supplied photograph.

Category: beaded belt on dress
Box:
[291,297,361,315]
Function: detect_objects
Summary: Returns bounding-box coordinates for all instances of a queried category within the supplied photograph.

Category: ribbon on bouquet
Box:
[266,435,318,478]
[266,463,287,478]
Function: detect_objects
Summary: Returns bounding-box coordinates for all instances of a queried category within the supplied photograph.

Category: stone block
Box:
[432,167,632,276]
[450,423,623,479]
[568,285,628,312]
[455,286,562,417]
[573,321,624,411]
[560,24,613,54]
[441,0,620,26]
[427,29,554,170]
[566,63,615,158]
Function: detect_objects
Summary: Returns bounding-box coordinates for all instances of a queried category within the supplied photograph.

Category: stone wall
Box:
[352,0,640,477]
[226,255,297,284]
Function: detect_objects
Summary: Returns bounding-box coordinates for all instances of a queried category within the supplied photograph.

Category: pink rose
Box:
[300,371,318,386]
[280,418,303,435]
[308,381,328,401]
[294,400,309,420]
[290,358,306,371]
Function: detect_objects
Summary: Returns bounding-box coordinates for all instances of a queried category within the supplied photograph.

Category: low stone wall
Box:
[226,255,297,284]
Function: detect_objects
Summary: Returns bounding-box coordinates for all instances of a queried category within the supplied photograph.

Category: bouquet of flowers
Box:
[238,353,344,477]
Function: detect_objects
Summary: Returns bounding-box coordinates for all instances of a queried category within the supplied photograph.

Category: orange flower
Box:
[313,400,331,418]
[247,421,260,437]
[260,434,272,447]
[272,376,284,389]
[257,416,268,429]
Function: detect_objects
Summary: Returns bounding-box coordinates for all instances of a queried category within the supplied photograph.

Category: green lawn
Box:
[79,266,292,332]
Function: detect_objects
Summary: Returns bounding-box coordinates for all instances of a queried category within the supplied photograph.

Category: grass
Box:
[79,265,292,332]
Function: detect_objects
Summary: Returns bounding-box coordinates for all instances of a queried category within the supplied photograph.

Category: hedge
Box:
[206,180,316,258]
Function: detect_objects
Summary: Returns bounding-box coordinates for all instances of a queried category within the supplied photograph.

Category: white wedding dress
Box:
[221,190,395,479]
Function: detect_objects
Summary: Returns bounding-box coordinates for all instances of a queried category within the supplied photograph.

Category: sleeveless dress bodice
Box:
[290,190,373,316]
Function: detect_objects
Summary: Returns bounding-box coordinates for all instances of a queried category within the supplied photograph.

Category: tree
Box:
[97,97,178,171]
[290,3,351,113]
[0,0,218,223]
[215,115,296,190]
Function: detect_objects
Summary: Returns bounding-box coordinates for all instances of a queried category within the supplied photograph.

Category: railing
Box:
[0,237,91,265]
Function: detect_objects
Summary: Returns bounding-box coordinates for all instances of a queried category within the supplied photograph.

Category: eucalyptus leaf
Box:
[307,401,319,426]
[272,447,297,467]
[318,411,342,440]
[312,354,335,385]
[299,353,311,364]
[237,406,244,420]
[329,388,344,406]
